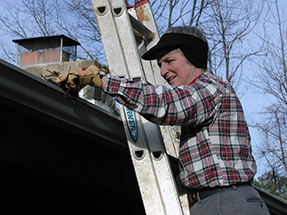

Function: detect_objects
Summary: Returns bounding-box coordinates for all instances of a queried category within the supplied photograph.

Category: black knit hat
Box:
[142,33,208,69]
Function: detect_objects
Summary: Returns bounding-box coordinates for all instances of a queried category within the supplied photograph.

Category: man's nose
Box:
[160,64,168,78]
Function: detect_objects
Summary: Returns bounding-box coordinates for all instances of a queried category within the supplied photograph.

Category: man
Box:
[64,26,270,214]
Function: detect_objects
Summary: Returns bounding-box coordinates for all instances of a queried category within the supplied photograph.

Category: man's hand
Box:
[63,64,102,89]
[53,64,105,98]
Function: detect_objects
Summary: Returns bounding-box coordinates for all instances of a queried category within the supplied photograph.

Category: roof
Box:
[12,35,81,51]
[0,58,146,213]
[0,58,126,152]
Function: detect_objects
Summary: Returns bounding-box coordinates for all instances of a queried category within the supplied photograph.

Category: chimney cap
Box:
[13,34,80,51]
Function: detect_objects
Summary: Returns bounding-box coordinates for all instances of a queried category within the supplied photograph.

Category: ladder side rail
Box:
[110,1,146,80]
[92,0,128,78]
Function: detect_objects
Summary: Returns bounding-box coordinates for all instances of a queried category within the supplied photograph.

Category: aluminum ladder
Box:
[91,0,189,214]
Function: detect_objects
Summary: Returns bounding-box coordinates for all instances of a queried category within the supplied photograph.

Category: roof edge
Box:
[0,58,127,152]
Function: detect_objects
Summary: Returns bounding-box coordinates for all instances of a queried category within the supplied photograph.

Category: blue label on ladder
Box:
[124,107,138,142]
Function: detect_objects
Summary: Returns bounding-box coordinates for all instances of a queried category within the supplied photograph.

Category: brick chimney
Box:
[13,35,80,66]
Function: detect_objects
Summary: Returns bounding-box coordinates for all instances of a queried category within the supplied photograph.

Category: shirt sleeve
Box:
[103,74,221,127]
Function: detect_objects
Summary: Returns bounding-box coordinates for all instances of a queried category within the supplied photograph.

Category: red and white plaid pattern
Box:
[104,71,256,190]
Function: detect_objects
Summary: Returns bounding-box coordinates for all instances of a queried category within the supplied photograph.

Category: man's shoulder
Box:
[197,71,235,93]
[200,71,225,82]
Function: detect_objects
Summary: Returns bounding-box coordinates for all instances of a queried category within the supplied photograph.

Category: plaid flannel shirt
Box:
[103,71,256,190]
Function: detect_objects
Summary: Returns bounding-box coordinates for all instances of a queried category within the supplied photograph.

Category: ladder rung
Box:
[129,14,154,41]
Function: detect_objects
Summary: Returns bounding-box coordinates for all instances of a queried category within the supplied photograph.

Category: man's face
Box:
[157,50,195,87]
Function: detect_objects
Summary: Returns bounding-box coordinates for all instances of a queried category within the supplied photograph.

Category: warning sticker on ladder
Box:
[123,106,138,142]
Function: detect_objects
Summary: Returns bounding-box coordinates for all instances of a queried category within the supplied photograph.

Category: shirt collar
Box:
[188,74,201,85]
